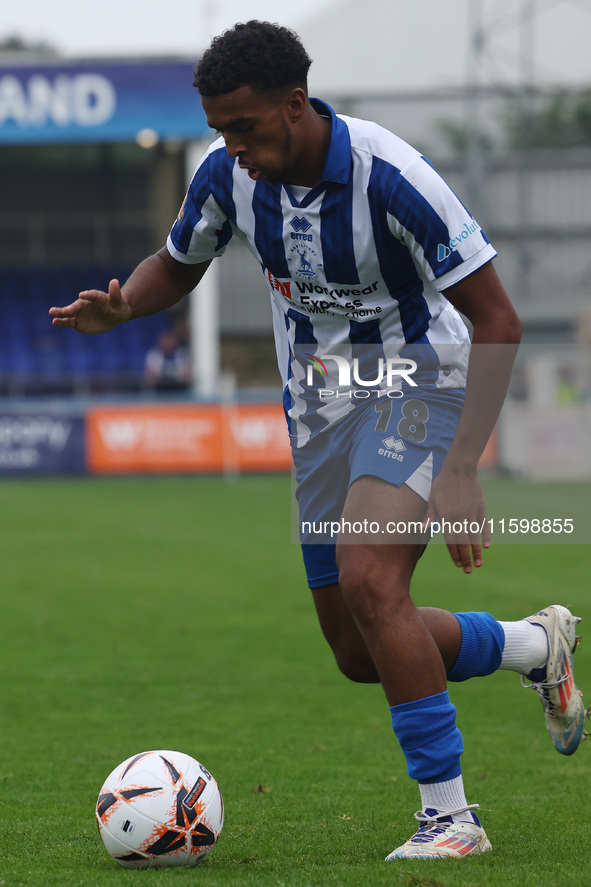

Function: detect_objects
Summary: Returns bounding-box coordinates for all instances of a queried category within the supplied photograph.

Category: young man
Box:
[50,21,588,860]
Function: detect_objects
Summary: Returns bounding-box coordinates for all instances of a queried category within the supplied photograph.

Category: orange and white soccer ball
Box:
[96,750,224,869]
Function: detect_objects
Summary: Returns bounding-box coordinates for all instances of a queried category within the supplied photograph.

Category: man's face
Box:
[201,85,298,184]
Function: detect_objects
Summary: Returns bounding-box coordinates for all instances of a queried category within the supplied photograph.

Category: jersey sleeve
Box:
[386,155,497,291]
[166,141,235,265]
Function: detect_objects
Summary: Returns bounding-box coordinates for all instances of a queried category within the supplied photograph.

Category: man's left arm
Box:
[423,260,522,573]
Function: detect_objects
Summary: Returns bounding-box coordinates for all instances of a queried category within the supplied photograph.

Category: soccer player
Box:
[49,21,588,860]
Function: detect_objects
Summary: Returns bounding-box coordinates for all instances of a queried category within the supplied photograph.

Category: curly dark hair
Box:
[193,20,312,97]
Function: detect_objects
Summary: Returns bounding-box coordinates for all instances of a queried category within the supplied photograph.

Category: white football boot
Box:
[385,806,492,860]
[522,605,589,755]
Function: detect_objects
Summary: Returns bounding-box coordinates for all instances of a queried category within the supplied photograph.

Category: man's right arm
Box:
[49,248,211,334]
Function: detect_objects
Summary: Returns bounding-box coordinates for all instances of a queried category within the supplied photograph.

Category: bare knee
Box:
[333,644,380,683]
[337,547,413,632]
[320,610,381,683]
[311,582,380,683]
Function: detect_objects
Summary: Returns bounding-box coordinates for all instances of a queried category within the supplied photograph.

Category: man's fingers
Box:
[448,542,471,573]
[49,292,97,315]
[107,278,122,304]
[469,542,483,569]
[72,289,107,302]
[49,303,75,318]
[49,295,94,327]
[447,540,483,573]
[50,317,78,329]
[49,283,127,335]
[49,302,83,326]
[481,519,491,549]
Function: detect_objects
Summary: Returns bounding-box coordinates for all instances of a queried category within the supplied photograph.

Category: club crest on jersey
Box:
[290,244,321,280]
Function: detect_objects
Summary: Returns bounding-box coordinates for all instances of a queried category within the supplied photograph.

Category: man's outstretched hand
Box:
[422,465,491,574]
[49,279,132,334]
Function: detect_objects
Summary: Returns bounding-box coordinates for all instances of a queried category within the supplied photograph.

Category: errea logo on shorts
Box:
[379,436,406,461]
[437,219,482,261]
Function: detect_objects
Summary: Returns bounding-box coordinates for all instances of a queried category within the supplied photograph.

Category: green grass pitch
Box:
[1,474,590,887]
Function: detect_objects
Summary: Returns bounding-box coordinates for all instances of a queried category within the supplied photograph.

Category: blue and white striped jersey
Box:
[167,99,496,446]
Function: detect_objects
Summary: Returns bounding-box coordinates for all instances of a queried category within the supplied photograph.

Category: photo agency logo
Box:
[302,351,418,399]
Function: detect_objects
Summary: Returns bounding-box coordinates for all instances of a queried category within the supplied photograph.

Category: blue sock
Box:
[447,611,505,682]
[390,691,463,783]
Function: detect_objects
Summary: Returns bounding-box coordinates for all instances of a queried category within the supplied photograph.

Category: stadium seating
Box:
[0,266,173,395]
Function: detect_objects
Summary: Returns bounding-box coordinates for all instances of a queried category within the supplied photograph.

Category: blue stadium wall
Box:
[0,57,208,396]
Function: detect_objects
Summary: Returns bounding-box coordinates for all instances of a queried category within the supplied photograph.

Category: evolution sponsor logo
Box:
[437,219,482,261]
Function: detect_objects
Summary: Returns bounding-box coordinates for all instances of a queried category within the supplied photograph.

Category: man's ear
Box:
[285,87,308,123]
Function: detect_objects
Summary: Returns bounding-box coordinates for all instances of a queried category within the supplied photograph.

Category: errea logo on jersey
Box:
[290,216,312,233]
[290,215,313,242]
[437,219,482,261]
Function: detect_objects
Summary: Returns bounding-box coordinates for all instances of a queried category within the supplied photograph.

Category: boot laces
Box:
[521,673,569,717]
[411,805,480,841]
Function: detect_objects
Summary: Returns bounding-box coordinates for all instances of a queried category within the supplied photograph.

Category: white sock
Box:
[498,620,548,674]
[418,775,472,820]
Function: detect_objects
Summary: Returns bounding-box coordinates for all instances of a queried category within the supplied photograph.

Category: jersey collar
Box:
[310,98,352,186]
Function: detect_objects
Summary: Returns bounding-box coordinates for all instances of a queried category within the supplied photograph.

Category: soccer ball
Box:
[96,749,224,869]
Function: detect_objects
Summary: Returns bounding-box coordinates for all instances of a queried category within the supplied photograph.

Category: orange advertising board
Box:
[86,403,292,474]
[86,402,498,475]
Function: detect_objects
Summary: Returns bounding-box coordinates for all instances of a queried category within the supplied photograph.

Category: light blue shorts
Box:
[293,389,464,588]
